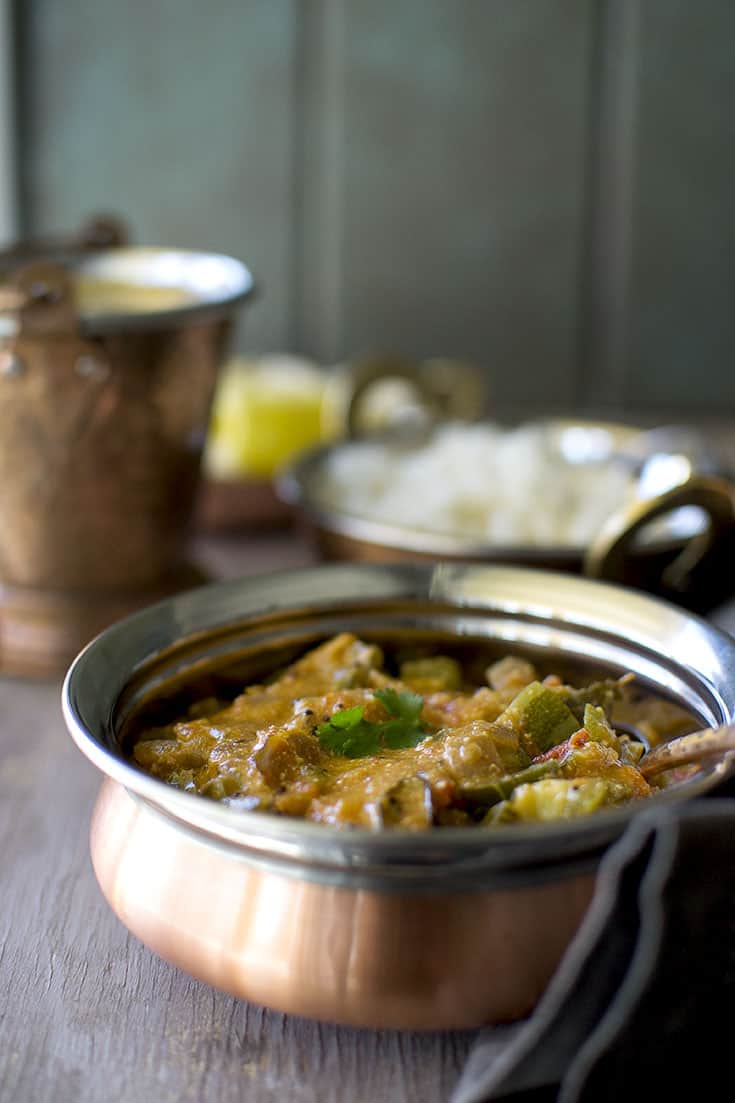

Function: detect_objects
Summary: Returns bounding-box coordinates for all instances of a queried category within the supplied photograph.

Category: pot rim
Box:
[62,563,735,891]
[74,246,254,333]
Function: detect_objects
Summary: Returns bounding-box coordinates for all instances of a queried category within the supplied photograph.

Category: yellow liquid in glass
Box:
[206,359,327,478]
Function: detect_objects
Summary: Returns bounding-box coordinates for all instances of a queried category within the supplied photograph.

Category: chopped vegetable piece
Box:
[486,778,609,823]
[267,633,384,696]
[486,655,537,692]
[253,726,322,786]
[558,740,651,801]
[459,759,561,808]
[497,682,579,755]
[582,703,621,751]
[561,675,633,722]
[380,776,433,828]
[532,731,589,764]
[440,720,529,781]
[400,655,463,692]
[200,774,241,800]
[619,737,645,766]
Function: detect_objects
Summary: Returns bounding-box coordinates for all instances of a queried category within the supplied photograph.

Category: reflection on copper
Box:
[91,780,595,1030]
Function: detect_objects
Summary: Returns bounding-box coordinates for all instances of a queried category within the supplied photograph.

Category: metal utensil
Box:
[640,723,735,780]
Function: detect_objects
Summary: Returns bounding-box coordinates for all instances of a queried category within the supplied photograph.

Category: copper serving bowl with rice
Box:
[280,420,735,612]
[63,563,735,1029]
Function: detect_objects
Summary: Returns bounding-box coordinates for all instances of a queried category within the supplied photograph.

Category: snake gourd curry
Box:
[132,633,694,830]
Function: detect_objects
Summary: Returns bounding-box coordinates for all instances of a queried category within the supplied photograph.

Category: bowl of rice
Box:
[279,419,735,610]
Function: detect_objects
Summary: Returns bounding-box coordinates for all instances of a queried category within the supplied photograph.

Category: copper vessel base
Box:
[0,562,206,677]
[90,780,595,1031]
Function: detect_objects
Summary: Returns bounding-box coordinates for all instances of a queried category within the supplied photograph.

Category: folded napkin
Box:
[451,790,735,1103]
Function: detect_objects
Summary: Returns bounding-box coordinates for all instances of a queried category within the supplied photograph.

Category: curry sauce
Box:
[132,632,693,830]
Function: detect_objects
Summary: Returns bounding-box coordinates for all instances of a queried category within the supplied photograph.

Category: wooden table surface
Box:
[0,533,475,1103]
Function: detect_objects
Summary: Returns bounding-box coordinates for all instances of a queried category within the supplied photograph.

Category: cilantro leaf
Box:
[322,705,364,731]
[315,706,382,758]
[373,688,427,749]
[374,687,424,722]
[315,691,430,758]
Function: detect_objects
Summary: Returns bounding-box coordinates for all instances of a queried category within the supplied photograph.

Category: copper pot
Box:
[0,246,253,673]
[279,424,735,614]
[62,564,735,1029]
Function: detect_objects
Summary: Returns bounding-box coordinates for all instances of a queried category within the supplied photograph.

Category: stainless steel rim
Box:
[62,563,735,890]
[74,246,254,334]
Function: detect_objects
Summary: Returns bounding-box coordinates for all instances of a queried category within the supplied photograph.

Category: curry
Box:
[132,633,693,830]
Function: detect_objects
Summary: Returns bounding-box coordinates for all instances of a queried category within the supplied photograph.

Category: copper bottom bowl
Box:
[62,564,735,1029]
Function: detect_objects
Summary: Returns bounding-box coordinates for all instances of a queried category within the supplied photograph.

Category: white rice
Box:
[318,422,633,547]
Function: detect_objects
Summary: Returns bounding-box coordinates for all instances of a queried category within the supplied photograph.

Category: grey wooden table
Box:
[0,534,475,1103]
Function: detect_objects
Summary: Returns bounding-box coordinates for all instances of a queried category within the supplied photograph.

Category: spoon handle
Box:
[640,724,735,779]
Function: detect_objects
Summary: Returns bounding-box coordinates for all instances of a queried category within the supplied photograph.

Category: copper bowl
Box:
[279,423,735,613]
[0,246,253,674]
[62,564,735,1029]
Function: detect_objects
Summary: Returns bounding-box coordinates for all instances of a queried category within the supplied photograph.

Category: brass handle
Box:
[0,214,128,269]
[0,260,79,337]
[0,214,129,340]
[585,475,735,595]
[324,353,487,439]
[0,261,111,391]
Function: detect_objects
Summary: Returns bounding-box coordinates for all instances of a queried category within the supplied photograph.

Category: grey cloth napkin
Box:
[451,796,735,1103]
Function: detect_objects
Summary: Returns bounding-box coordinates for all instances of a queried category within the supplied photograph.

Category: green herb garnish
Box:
[315,705,379,758]
[316,689,429,758]
[373,687,428,748]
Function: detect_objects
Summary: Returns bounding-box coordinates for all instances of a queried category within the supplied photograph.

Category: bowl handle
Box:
[584,475,735,606]
[324,354,486,439]
[0,214,128,267]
